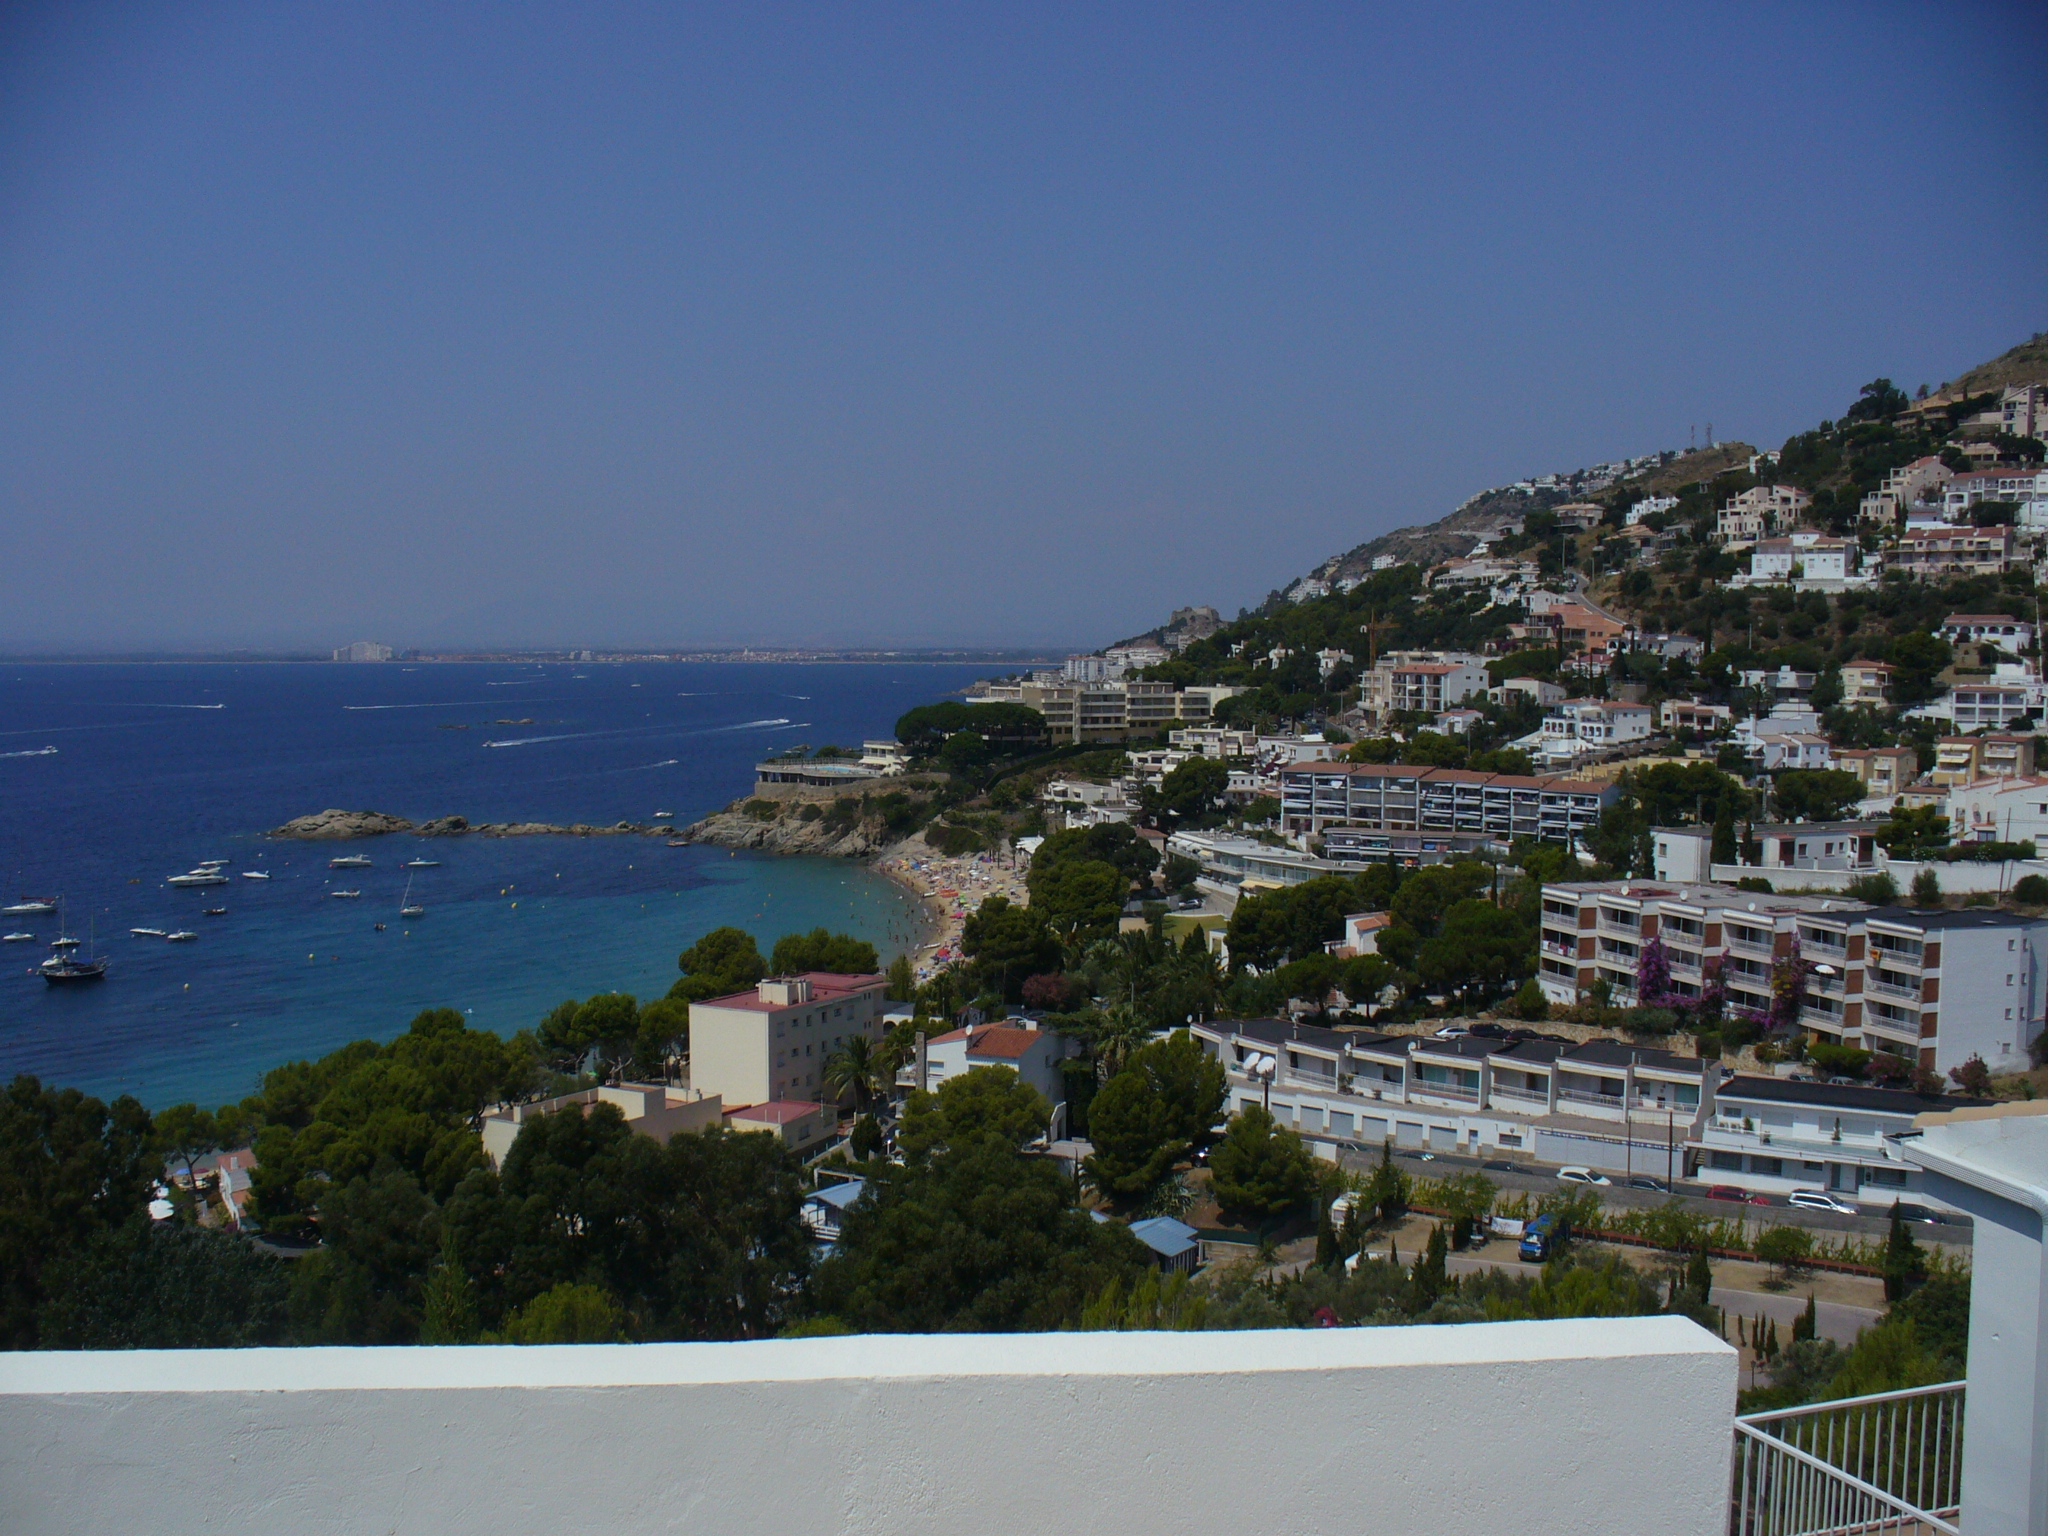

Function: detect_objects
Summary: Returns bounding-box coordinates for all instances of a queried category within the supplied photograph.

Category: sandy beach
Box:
[873,845,1030,981]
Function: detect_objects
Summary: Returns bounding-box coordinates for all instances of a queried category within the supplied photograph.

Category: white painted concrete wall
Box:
[1,1318,1733,1536]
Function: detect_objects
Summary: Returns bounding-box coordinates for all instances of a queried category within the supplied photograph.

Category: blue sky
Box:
[2,2,2044,652]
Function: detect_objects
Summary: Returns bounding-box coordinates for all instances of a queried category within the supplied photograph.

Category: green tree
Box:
[810,1138,1148,1332]
[37,1221,290,1349]
[896,1065,1051,1162]
[670,926,767,1002]
[1366,1139,1410,1222]
[1409,1223,1451,1311]
[418,1234,481,1344]
[1879,804,1951,861]
[1208,1105,1315,1222]
[1511,978,1550,1021]
[886,954,916,1001]
[572,993,641,1082]
[1082,1031,1227,1204]
[1882,1203,1927,1302]
[1910,866,1944,908]
[631,996,690,1080]
[1771,769,1867,824]
[770,928,881,976]
[1027,859,1128,938]
[959,897,1062,997]
[1416,899,1533,1001]
[289,1164,442,1344]
[1754,1225,1814,1282]
[822,1035,889,1115]
[491,1282,629,1343]
[152,1102,223,1216]
[1142,757,1231,830]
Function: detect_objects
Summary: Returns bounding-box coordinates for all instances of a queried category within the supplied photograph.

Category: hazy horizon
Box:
[4,3,2044,654]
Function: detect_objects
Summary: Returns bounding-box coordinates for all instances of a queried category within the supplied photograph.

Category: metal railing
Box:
[1730,1381,1963,1536]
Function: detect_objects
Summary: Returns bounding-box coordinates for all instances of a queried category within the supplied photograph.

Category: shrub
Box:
[1847,872,1900,904]
[1510,978,1549,1021]
[2014,874,2048,905]
[1948,1055,1993,1097]
[1910,867,1943,908]
[1735,877,1773,894]
[744,799,780,821]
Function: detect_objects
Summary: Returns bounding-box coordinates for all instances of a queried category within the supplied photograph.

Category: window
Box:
[1710,1151,1742,1171]
[1863,1166,1907,1188]
[1751,1156,1783,1177]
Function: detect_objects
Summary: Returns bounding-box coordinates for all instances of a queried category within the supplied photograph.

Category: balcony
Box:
[1489,1082,1550,1105]
[1731,1381,1963,1535]
[0,1319,1738,1535]
[1868,976,1922,1003]
[1558,1086,1627,1110]
[1725,932,1776,958]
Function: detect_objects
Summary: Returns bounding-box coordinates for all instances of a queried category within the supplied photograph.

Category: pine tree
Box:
[1792,1293,1817,1343]
[1688,1245,1713,1305]
[1737,1314,1747,1346]
[1884,1202,1927,1301]
[419,1237,479,1345]
[1711,808,1737,867]
[1766,1318,1780,1359]
[1315,1198,1339,1271]
[1408,1223,1449,1312]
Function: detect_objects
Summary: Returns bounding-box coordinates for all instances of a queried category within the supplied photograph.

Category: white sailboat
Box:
[399,875,424,919]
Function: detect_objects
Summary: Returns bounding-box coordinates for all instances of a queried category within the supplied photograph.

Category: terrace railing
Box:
[1730,1381,1963,1536]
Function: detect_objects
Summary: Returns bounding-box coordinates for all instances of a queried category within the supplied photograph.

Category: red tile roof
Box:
[966,1027,1046,1060]
[694,971,888,1012]
[726,1101,823,1124]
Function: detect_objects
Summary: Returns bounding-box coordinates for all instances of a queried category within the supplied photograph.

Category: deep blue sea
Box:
[0,661,989,1109]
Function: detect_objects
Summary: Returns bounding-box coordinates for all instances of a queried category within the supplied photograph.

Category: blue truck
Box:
[1518,1213,1570,1261]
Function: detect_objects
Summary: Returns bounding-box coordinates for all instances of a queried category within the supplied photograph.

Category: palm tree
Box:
[823,1035,887,1115]
[1092,1001,1153,1081]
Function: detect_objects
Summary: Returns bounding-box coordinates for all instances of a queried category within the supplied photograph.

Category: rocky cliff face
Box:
[675,802,900,858]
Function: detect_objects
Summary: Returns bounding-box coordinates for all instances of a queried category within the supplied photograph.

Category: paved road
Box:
[1331,1143,1973,1249]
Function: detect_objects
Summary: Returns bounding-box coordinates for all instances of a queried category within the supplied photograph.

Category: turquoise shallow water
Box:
[0,660,979,1107]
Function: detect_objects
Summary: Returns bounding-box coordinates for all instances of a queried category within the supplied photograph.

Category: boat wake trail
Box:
[100,702,225,710]
[0,747,58,758]
[343,701,513,711]
[485,718,793,749]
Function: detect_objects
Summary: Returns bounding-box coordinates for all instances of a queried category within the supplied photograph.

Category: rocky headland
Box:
[269,809,672,840]
[674,803,897,859]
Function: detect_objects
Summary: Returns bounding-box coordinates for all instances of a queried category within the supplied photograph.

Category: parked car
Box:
[1625,1176,1669,1193]
[1890,1203,1951,1225]
[1431,1025,1470,1040]
[1481,1160,1522,1175]
[1557,1166,1611,1186]
[1787,1189,1858,1215]
[1468,1022,1511,1039]
[1706,1185,1748,1202]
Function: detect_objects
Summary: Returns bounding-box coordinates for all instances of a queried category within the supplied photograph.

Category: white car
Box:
[1557,1166,1611,1186]
[1787,1189,1858,1215]
[1431,1025,1470,1040]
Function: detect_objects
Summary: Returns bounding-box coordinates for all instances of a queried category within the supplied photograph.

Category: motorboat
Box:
[130,927,167,938]
[402,859,440,868]
[195,859,230,869]
[49,936,80,950]
[3,900,56,916]
[2,932,32,943]
[329,855,373,869]
[166,931,198,942]
[203,908,227,916]
[241,871,271,880]
[653,811,674,819]
[167,871,229,887]
[331,889,362,899]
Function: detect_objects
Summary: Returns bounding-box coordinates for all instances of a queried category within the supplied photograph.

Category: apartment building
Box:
[1934,734,2036,787]
[1431,556,1539,590]
[1745,536,1856,583]
[1357,651,1491,717]
[1490,676,1566,707]
[1659,699,1733,734]
[1626,495,1679,525]
[480,1083,724,1169]
[1689,1076,1972,1205]
[1999,381,2048,439]
[1910,664,2047,730]
[1858,455,1952,524]
[1835,745,1919,800]
[1941,468,2048,522]
[1017,680,1244,744]
[1539,699,1653,757]
[1278,761,1615,843]
[688,972,890,1108]
[1536,880,2048,1073]
[1838,661,1894,708]
[1189,1017,1716,1175]
[1886,525,2014,578]
[1944,774,2048,848]
[923,1022,1071,1109]
[1939,613,2036,653]
[1714,485,1812,545]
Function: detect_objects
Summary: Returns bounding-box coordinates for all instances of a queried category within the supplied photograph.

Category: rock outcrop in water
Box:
[269,809,668,840]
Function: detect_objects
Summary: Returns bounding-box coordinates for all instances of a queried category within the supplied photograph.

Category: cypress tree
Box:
[1688,1245,1713,1305]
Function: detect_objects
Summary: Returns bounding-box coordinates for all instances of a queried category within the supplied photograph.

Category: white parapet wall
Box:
[1,1317,1734,1536]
